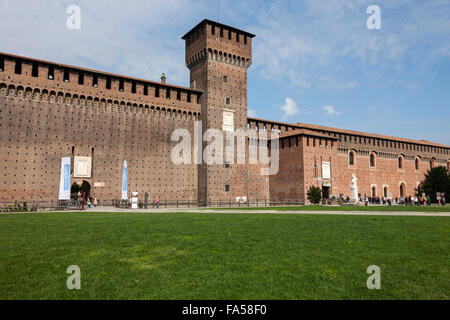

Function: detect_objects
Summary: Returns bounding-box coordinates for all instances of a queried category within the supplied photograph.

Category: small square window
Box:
[226,97,230,104]
[225,184,230,192]
[223,75,228,83]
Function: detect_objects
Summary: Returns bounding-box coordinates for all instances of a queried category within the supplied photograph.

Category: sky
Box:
[1,0,450,145]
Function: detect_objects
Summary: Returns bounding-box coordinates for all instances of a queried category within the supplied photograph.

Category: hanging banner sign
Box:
[58,157,71,200]
[122,160,128,200]
[322,161,331,179]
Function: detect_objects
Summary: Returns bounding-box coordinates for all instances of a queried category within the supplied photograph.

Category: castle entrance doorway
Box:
[81,180,91,199]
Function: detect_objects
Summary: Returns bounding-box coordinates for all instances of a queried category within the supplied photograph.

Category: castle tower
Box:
[182,19,255,203]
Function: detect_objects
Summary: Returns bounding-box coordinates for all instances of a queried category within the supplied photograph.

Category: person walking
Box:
[93,197,97,208]
[156,197,160,209]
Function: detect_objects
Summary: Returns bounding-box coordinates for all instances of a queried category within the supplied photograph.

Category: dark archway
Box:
[81,181,91,198]
[400,183,405,198]
[71,183,81,200]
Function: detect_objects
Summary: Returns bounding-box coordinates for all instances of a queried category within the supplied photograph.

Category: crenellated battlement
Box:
[183,19,253,71]
[0,52,202,115]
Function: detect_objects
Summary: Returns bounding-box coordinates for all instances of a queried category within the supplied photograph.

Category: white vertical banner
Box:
[59,157,71,200]
[322,161,331,179]
[122,160,128,200]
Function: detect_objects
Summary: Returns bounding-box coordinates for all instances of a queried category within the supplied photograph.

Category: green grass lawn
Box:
[207,205,450,212]
[0,211,448,300]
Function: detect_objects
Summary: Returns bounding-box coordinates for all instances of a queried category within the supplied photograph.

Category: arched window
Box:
[415,158,420,171]
[430,158,435,169]
[398,156,403,169]
[384,186,388,198]
[370,153,375,167]
[349,151,355,166]
[372,186,376,197]
[400,184,405,197]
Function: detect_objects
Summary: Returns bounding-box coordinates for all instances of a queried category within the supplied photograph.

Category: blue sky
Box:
[1,0,449,145]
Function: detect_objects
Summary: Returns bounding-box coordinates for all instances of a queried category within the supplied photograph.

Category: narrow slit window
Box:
[166,88,170,99]
[132,81,136,93]
[155,86,160,97]
[177,90,181,101]
[228,30,232,40]
[106,77,111,89]
[244,35,247,44]
[63,69,70,82]
[93,74,98,87]
[78,71,84,85]
[119,79,124,91]
[212,25,215,35]
[32,62,39,77]
[15,59,22,74]
[187,92,191,103]
[143,84,148,96]
[48,66,54,80]
[220,28,223,37]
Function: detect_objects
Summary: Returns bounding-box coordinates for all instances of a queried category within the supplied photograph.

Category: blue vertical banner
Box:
[122,160,128,200]
[59,157,71,200]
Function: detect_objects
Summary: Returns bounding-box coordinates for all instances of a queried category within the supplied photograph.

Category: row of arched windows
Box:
[370,184,406,198]
[349,151,441,171]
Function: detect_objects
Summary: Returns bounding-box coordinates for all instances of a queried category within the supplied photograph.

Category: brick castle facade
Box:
[1,19,449,203]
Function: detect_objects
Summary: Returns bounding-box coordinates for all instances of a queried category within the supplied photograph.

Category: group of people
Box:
[86,197,98,208]
[336,194,443,206]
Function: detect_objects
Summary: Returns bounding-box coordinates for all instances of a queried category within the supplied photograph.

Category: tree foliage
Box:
[307,186,322,204]
[417,166,450,203]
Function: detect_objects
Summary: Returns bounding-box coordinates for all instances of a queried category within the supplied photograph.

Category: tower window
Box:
[236,33,240,42]
[226,97,230,104]
[48,66,54,80]
[244,35,247,44]
[187,92,191,103]
[143,84,148,96]
[0,55,4,71]
[119,79,124,91]
[131,81,136,93]
[155,86,160,97]
[177,89,181,101]
[166,88,170,99]
[349,151,355,166]
[220,27,223,37]
[225,184,230,192]
[63,69,70,82]
[14,59,22,74]
[228,30,232,40]
[225,161,231,168]
[398,156,403,169]
[106,77,111,89]
[212,25,215,35]
[93,74,98,87]
[223,75,228,82]
[32,62,39,77]
[415,158,419,170]
[370,153,375,167]
[78,71,84,85]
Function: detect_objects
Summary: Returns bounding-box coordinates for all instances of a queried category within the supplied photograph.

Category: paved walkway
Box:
[72,206,450,217]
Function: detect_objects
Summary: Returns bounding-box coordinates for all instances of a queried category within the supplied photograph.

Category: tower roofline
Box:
[0,51,203,94]
[182,19,256,40]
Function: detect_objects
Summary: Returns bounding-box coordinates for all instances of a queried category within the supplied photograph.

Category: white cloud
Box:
[281,98,300,120]
[247,109,257,117]
[0,0,207,86]
[250,0,450,90]
[322,105,342,116]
